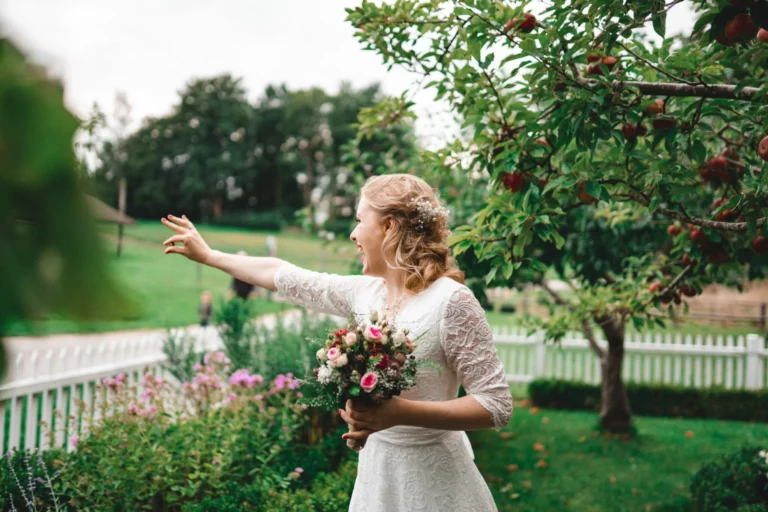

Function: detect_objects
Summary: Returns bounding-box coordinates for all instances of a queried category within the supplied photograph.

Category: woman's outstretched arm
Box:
[161,214,283,291]
[161,214,372,317]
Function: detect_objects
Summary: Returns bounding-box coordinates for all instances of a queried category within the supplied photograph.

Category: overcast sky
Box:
[0,0,696,148]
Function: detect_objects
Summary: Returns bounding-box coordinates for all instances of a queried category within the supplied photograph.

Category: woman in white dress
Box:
[161,174,513,511]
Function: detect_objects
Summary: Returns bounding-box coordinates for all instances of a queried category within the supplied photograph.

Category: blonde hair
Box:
[360,174,465,293]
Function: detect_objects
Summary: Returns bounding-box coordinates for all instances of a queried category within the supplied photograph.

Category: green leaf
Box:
[485,265,499,285]
[349,385,361,397]
[551,230,565,249]
[652,6,667,38]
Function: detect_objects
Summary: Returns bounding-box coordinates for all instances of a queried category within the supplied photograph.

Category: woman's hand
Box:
[161,214,214,264]
[339,397,409,443]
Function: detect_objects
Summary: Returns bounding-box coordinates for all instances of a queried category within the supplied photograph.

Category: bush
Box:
[261,458,358,512]
[528,379,768,423]
[53,353,306,510]
[690,446,768,511]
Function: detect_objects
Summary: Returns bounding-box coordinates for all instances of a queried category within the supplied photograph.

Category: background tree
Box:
[0,39,127,381]
[348,0,768,431]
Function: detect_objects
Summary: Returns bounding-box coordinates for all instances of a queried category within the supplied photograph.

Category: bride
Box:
[161,173,513,511]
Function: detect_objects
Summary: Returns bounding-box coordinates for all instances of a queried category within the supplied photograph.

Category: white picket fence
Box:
[494,326,768,390]
[1,323,767,456]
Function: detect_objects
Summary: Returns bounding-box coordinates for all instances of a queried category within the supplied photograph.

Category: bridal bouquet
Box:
[302,310,426,451]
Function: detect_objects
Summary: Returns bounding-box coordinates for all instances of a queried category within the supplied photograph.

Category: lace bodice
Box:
[273,262,513,430]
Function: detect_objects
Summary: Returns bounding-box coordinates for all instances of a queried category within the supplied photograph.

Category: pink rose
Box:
[345,332,358,346]
[364,326,382,342]
[405,337,415,351]
[360,372,378,392]
[327,347,341,361]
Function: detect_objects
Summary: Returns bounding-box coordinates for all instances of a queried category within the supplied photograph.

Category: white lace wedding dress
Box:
[274,262,513,512]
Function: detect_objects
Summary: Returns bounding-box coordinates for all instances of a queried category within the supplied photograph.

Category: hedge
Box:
[528,379,768,423]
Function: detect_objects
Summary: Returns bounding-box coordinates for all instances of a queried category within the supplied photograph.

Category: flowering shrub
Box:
[1,351,311,510]
[690,445,768,512]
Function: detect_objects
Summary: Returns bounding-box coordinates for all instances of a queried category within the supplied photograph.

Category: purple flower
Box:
[274,374,287,390]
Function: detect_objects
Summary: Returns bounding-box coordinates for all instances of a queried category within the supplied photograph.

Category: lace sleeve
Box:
[273,262,370,317]
[440,287,513,430]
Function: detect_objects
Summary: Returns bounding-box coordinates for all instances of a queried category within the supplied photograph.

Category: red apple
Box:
[682,253,697,267]
[724,14,758,43]
[680,284,697,297]
[586,63,604,76]
[577,181,598,204]
[667,224,682,236]
[502,172,525,192]
[621,123,637,140]
[721,148,740,161]
[538,177,548,188]
[507,12,537,33]
[758,136,768,162]
[652,118,677,131]
[534,137,550,147]
[759,29,768,43]
[636,124,648,136]
[752,235,768,253]
[708,155,727,174]
[644,99,665,115]
[587,54,601,63]
[690,229,707,242]
[649,282,662,293]
[602,56,618,70]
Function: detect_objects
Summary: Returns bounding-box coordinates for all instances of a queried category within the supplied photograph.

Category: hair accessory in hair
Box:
[406,198,449,233]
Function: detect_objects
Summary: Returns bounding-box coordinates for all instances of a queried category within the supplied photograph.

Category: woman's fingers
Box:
[163,234,185,247]
[342,429,372,442]
[164,245,186,255]
[161,217,186,234]
[168,214,194,230]
[340,408,378,431]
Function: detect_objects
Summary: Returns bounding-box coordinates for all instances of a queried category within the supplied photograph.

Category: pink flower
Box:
[405,337,415,351]
[254,394,264,401]
[295,467,304,474]
[227,393,236,402]
[361,372,378,392]
[193,363,202,371]
[327,347,341,361]
[345,332,358,346]
[335,353,349,367]
[274,374,287,390]
[70,436,79,447]
[364,326,382,342]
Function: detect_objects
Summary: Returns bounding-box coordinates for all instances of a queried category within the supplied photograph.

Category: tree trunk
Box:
[598,317,632,431]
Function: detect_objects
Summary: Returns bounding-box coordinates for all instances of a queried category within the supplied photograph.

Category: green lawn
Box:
[4,221,353,336]
[470,405,768,512]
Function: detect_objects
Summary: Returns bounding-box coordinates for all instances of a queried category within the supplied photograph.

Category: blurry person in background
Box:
[229,250,256,300]
[198,290,213,327]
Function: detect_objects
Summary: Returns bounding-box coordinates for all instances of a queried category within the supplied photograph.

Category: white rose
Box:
[335,353,349,367]
[345,332,358,346]
[392,331,406,347]
[316,348,328,362]
[380,334,390,345]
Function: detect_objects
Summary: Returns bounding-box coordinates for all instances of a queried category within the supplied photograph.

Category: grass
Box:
[470,404,768,512]
[5,221,353,336]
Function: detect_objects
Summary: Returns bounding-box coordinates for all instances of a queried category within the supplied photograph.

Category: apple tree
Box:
[346,0,768,430]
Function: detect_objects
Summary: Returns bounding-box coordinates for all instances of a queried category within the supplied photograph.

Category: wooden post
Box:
[760,303,766,330]
[745,334,764,390]
[117,177,126,257]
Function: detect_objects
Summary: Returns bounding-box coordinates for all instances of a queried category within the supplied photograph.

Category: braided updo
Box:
[360,174,465,293]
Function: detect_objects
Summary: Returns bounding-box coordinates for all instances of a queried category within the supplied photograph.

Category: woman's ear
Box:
[383,216,395,234]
